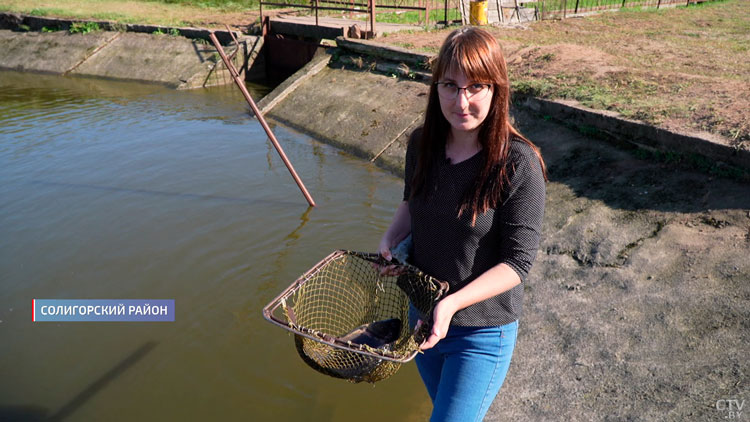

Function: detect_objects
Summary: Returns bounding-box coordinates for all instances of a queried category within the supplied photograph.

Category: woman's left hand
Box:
[420,295,458,350]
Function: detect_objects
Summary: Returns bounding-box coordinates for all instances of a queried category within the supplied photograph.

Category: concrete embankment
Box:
[0,13,261,89]
[258,38,749,420]
[261,37,750,174]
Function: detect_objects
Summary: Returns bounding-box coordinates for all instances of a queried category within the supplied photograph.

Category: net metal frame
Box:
[263,250,448,383]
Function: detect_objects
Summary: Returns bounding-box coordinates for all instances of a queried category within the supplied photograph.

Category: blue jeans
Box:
[412,309,519,422]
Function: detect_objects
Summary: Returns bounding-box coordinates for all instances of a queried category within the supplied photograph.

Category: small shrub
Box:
[539,53,555,62]
[69,22,101,34]
[512,79,555,97]
[153,27,180,36]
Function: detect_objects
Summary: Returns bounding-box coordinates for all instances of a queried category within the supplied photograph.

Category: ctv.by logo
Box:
[716,399,745,420]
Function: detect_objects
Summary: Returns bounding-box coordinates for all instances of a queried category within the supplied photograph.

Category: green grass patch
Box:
[539,0,726,16]
[512,71,685,127]
[141,0,260,10]
[0,0,240,27]
[512,79,556,97]
[69,21,101,34]
[153,27,182,36]
[353,8,461,25]
[28,7,68,17]
[90,12,134,21]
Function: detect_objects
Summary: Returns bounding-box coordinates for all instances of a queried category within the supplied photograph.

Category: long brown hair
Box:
[411,27,547,225]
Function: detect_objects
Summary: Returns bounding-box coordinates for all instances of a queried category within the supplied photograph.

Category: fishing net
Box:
[263,250,449,383]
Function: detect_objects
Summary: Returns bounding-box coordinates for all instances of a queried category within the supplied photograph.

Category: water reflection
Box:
[27,179,297,206]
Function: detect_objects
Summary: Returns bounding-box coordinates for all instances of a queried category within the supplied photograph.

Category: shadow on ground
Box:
[484,109,749,421]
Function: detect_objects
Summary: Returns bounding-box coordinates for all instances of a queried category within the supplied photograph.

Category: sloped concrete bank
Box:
[0,13,261,89]
[264,37,750,174]
[259,38,749,420]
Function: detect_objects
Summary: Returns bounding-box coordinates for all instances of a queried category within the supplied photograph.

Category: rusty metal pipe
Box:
[223,25,240,61]
[208,32,316,207]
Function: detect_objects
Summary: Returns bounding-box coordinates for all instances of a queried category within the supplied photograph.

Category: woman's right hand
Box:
[375,201,411,275]
[376,234,407,276]
[378,234,395,261]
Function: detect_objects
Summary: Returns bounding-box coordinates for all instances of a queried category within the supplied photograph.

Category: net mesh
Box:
[263,250,448,383]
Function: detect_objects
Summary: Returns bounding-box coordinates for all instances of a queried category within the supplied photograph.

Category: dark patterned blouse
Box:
[404,130,546,326]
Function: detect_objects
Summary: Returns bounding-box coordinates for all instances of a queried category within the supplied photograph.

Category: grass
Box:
[503,0,749,141]
[1,0,459,26]
[511,71,675,123]
[0,0,248,27]
[503,0,748,80]
[538,0,678,18]
[153,27,181,36]
[353,8,462,25]
[511,68,740,137]
[374,0,747,142]
[69,21,100,33]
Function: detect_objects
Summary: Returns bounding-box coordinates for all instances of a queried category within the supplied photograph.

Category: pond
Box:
[0,71,430,421]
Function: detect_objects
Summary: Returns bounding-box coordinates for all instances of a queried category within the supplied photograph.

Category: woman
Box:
[378,27,547,421]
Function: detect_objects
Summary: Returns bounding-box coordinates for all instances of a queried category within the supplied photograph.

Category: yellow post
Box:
[469,0,488,25]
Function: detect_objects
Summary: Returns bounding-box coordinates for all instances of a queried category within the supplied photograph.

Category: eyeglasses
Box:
[435,82,492,101]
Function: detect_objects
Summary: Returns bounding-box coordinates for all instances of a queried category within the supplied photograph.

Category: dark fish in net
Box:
[339,318,403,348]
[318,318,403,382]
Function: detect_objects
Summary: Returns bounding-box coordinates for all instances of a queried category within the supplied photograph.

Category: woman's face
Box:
[437,68,494,139]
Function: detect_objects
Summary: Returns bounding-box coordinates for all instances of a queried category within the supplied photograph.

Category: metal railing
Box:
[260,0,713,33]
[261,0,375,33]
[259,0,464,35]
[538,0,709,20]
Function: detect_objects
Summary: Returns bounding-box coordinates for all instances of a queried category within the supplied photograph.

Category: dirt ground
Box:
[371,1,749,147]
[488,106,750,421]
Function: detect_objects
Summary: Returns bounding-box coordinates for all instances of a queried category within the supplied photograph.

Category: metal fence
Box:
[260,0,464,35]
[259,0,711,35]
[533,0,705,20]
[455,0,712,23]
[371,0,464,25]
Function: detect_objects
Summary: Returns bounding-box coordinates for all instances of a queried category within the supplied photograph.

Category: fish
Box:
[338,318,402,349]
[294,318,403,383]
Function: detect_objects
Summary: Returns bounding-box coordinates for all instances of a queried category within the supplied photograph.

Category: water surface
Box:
[0,71,430,421]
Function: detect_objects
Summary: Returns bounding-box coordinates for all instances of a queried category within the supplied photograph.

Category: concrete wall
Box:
[261,49,428,176]
[0,14,262,89]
